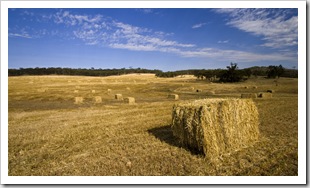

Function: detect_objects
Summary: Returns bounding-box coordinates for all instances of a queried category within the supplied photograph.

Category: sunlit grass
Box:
[8,74,298,175]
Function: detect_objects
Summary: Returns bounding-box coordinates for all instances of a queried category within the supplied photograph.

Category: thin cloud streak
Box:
[214,8,298,49]
[192,23,206,29]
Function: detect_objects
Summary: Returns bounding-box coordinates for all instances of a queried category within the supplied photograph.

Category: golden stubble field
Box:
[8,74,298,176]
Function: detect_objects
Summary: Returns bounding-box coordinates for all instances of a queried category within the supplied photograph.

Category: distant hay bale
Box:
[74,97,84,104]
[253,86,258,89]
[168,94,179,100]
[171,98,260,163]
[115,94,123,100]
[258,92,272,98]
[74,90,79,93]
[241,93,257,98]
[206,90,216,95]
[196,89,202,92]
[267,89,274,93]
[92,90,96,93]
[124,97,135,104]
[93,96,102,103]
[244,86,248,89]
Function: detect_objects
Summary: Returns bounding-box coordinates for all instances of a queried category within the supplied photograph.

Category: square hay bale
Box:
[74,97,84,104]
[115,94,123,100]
[124,97,135,104]
[168,94,179,100]
[93,96,102,103]
[267,89,274,93]
[241,93,257,98]
[171,98,260,162]
[206,90,215,95]
[258,92,272,98]
[92,90,96,93]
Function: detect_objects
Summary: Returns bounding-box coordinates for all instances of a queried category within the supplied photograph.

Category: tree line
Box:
[9,64,297,83]
[8,67,162,77]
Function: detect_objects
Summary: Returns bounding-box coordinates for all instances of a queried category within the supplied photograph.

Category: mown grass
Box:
[8,74,298,176]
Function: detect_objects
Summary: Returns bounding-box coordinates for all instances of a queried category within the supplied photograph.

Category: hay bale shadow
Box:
[147,125,202,156]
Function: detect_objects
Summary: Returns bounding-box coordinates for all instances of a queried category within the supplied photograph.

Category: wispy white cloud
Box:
[214,8,298,49]
[178,47,296,63]
[9,9,297,65]
[9,33,32,39]
[192,23,206,29]
[217,40,229,44]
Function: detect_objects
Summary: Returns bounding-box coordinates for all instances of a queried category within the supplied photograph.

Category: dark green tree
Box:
[267,65,284,78]
[219,63,243,82]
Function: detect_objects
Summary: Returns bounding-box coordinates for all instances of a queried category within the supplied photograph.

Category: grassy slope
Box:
[8,74,298,176]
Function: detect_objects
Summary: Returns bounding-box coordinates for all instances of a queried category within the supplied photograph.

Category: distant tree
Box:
[219,63,243,83]
[267,65,284,79]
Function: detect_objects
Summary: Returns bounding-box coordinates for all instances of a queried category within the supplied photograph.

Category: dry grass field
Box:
[8,74,298,176]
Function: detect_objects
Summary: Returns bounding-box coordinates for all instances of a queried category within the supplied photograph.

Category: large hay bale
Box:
[124,97,135,104]
[74,97,84,104]
[241,93,257,98]
[168,94,179,100]
[171,98,260,162]
[93,96,102,103]
[258,92,272,98]
[115,94,123,100]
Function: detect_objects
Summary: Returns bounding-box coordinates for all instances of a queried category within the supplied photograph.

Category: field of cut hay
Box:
[8,74,298,176]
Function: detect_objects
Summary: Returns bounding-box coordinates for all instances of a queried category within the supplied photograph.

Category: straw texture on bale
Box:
[241,93,257,98]
[37,88,46,93]
[258,92,272,98]
[124,97,135,104]
[168,94,179,100]
[92,90,96,93]
[115,94,123,100]
[74,97,84,104]
[74,90,79,93]
[171,98,260,162]
[93,96,102,103]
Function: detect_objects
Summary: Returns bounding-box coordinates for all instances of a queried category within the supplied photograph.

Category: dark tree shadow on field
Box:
[147,125,202,156]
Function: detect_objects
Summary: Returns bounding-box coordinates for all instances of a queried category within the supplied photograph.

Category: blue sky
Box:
[8,8,298,71]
